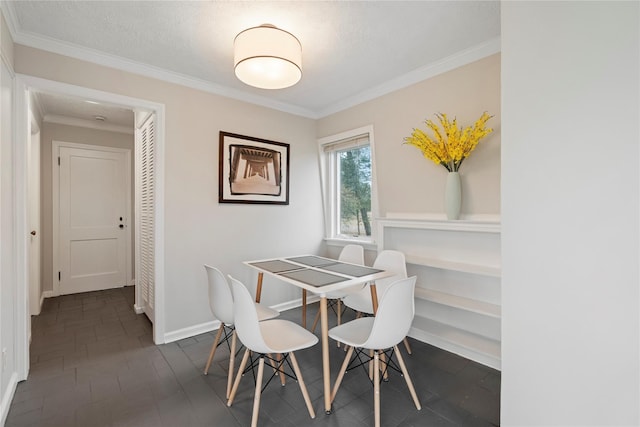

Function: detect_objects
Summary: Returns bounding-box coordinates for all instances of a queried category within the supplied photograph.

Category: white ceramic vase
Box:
[445,171,461,220]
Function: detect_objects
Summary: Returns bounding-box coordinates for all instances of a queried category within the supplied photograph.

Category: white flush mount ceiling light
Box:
[234,24,302,90]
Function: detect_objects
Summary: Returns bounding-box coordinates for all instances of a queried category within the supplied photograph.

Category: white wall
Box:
[501,2,639,425]
[0,11,16,424]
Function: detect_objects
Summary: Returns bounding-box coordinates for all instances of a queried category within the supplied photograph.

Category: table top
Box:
[244,254,394,295]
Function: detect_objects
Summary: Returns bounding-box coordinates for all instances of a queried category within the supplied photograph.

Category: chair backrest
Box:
[228,275,272,354]
[204,265,234,325]
[362,276,416,350]
[371,250,408,295]
[338,244,365,265]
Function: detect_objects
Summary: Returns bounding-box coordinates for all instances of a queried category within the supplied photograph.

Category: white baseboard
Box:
[0,372,18,427]
[162,296,320,344]
[133,304,144,315]
[271,295,320,312]
[164,320,222,344]
[127,279,135,287]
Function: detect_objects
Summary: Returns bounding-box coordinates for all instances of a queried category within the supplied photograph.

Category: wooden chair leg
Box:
[374,351,381,427]
[331,345,354,403]
[369,349,374,380]
[394,345,421,410]
[204,325,224,375]
[310,309,321,334]
[379,351,389,381]
[289,352,316,419]
[265,353,284,385]
[403,337,412,355]
[302,290,307,328]
[336,300,342,348]
[276,353,286,386]
[250,357,265,427]
[227,348,250,406]
[226,330,237,399]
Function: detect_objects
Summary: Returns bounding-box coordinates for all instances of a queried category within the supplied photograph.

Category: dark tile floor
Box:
[6,287,500,426]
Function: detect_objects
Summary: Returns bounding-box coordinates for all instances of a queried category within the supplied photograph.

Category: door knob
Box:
[30,230,36,236]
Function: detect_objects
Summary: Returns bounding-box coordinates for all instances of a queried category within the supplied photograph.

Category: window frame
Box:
[318,125,379,246]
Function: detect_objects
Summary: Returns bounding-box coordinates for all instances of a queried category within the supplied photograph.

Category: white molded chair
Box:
[203,265,279,399]
[310,244,365,333]
[329,276,421,427]
[341,250,412,353]
[227,276,318,427]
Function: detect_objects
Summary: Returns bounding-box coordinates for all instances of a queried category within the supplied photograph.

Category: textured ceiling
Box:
[5,1,500,122]
[34,92,134,128]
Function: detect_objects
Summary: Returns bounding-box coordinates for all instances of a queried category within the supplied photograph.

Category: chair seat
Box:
[329,317,374,348]
[256,303,279,321]
[260,319,318,353]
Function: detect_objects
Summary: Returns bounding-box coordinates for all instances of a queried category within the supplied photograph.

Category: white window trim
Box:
[318,125,379,245]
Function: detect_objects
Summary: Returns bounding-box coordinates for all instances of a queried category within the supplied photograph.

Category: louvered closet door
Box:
[136,115,155,323]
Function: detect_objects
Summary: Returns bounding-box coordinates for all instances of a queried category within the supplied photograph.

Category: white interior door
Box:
[57,145,130,295]
[28,117,41,315]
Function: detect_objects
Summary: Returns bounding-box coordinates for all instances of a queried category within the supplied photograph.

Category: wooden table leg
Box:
[255,272,263,303]
[302,290,307,328]
[320,296,332,414]
[370,283,379,314]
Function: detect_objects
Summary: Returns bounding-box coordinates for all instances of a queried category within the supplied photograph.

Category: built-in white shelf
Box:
[410,316,501,370]
[405,254,501,277]
[415,287,501,318]
[376,213,502,370]
[379,214,501,234]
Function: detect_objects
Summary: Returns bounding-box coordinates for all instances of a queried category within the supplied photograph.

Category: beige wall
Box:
[40,122,135,293]
[15,45,323,334]
[317,54,501,217]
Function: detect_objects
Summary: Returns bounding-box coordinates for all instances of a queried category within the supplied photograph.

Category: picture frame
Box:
[218,131,290,205]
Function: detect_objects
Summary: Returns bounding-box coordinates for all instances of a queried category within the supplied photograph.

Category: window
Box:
[319,126,376,242]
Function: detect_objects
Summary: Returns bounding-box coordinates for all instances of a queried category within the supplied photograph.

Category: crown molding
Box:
[43,114,134,135]
[1,1,19,38]
[8,29,318,119]
[317,37,501,118]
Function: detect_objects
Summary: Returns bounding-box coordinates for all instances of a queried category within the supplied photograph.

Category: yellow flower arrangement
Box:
[404,112,493,172]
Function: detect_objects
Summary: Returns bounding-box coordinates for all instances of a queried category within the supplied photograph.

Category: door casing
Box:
[13,74,167,384]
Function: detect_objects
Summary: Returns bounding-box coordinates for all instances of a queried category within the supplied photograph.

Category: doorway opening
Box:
[14,74,166,380]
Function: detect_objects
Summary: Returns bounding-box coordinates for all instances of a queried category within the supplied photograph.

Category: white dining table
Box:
[244,254,393,414]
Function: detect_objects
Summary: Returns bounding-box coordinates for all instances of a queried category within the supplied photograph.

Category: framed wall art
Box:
[218,131,290,204]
